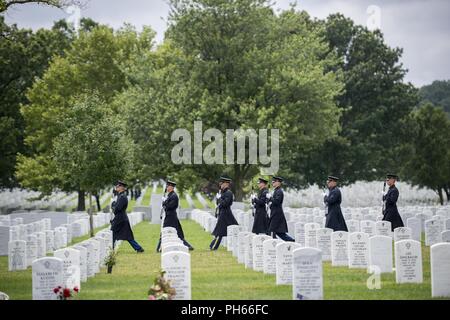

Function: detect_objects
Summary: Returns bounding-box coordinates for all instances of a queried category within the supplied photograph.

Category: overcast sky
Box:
[3,0,450,87]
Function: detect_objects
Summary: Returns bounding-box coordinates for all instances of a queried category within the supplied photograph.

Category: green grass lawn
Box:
[0,219,446,300]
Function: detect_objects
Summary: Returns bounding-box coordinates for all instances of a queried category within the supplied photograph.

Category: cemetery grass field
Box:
[1,219,448,300]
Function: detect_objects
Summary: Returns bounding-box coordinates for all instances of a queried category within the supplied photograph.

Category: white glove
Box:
[161,196,166,202]
[216,193,221,200]
[250,194,256,200]
[266,193,272,199]
[322,192,328,197]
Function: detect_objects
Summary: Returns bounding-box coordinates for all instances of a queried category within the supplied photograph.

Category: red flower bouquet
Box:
[53,286,79,300]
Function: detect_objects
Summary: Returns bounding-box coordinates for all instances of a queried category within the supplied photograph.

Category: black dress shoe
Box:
[137,248,145,253]
[189,247,194,251]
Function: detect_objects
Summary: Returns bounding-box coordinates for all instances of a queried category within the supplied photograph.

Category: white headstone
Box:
[316,228,332,261]
[35,232,46,258]
[407,217,422,242]
[368,235,393,273]
[292,247,323,300]
[346,220,360,233]
[442,230,450,243]
[45,230,54,253]
[252,235,271,272]
[375,221,392,237]
[26,234,38,267]
[360,220,376,237]
[394,227,412,242]
[425,219,443,246]
[348,232,369,269]
[244,233,255,269]
[88,239,100,273]
[0,226,9,255]
[276,242,301,285]
[54,248,80,290]
[79,241,95,277]
[32,257,64,300]
[304,223,319,248]
[162,243,189,253]
[294,222,305,247]
[161,251,191,300]
[331,231,348,267]
[431,243,450,297]
[151,194,163,224]
[263,239,283,274]
[394,239,423,284]
[232,226,245,257]
[8,240,27,271]
[9,226,20,241]
[238,232,251,264]
[94,236,106,267]
[72,245,88,282]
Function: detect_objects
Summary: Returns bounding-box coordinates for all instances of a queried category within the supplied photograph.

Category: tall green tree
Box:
[401,104,450,204]
[17,24,155,209]
[298,13,418,186]
[419,80,450,116]
[53,93,134,234]
[0,17,75,188]
[122,0,343,200]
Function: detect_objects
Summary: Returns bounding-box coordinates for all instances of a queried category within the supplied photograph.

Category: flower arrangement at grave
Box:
[148,270,176,300]
[53,286,79,300]
[104,247,118,274]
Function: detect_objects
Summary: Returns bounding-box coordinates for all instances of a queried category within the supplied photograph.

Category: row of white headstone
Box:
[0,190,89,213]
[6,213,113,270]
[282,207,450,246]
[159,227,192,300]
[30,211,145,300]
[30,228,115,300]
[191,209,450,299]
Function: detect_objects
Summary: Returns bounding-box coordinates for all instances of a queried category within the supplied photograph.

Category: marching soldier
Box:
[157,180,194,252]
[324,176,348,231]
[111,181,145,252]
[268,176,294,241]
[251,177,269,235]
[382,174,404,231]
[210,176,238,250]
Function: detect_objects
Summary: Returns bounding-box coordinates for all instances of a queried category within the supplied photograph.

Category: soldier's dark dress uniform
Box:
[382,175,404,231]
[156,182,194,252]
[268,177,294,241]
[210,177,238,250]
[324,185,348,232]
[111,181,144,252]
[252,184,269,234]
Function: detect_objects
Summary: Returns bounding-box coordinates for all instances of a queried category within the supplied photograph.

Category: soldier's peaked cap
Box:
[327,176,339,181]
[219,176,232,183]
[115,180,128,187]
[386,174,399,180]
[166,180,176,187]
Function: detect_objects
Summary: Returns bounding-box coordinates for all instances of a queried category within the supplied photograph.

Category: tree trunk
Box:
[88,192,94,237]
[232,165,244,201]
[444,186,450,202]
[77,190,85,211]
[437,188,444,206]
[95,194,101,211]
